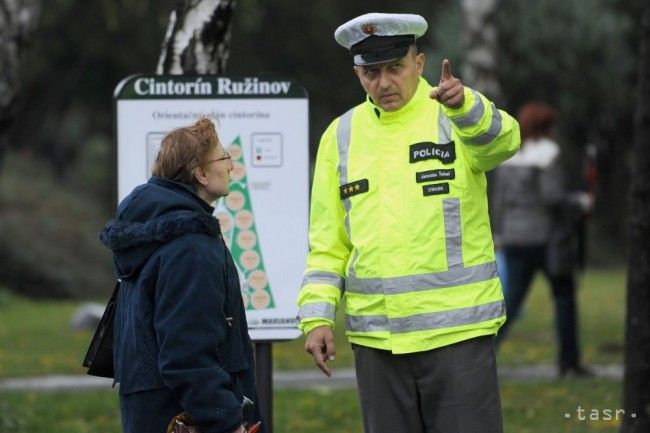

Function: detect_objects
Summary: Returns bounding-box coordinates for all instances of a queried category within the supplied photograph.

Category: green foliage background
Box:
[0,0,644,297]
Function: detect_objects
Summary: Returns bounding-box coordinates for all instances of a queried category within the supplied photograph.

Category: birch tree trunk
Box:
[157,0,235,75]
[459,0,502,103]
[621,5,650,432]
[0,0,40,135]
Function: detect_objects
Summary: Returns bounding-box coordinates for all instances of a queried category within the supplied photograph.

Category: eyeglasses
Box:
[206,152,233,169]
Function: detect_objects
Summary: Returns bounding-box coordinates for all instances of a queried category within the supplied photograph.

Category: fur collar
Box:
[100,210,220,252]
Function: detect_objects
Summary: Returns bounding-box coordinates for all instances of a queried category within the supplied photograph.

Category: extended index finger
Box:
[441,59,453,82]
[315,355,332,377]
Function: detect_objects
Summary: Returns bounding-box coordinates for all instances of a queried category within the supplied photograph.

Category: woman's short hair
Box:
[152,117,219,185]
[517,102,557,141]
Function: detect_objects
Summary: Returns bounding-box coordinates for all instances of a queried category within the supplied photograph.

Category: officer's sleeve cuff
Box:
[441,87,475,117]
[299,319,334,336]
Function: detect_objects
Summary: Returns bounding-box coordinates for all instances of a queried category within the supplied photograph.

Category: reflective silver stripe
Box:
[298,302,336,321]
[336,109,354,186]
[347,249,360,279]
[346,313,388,333]
[391,300,504,333]
[336,108,354,239]
[345,198,493,296]
[443,198,463,268]
[345,261,497,295]
[450,89,485,128]
[346,300,505,333]
[437,106,452,143]
[301,271,344,290]
[470,103,503,145]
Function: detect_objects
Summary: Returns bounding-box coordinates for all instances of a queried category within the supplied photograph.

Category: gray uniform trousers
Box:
[352,336,503,433]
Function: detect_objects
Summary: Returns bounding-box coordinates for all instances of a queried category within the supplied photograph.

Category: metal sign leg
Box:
[255,342,273,433]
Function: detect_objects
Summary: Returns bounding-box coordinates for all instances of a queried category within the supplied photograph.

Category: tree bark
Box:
[0,0,40,138]
[157,0,235,75]
[459,0,502,103]
[621,5,650,433]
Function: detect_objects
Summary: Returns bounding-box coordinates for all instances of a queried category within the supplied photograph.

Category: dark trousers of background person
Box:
[496,245,581,371]
[352,336,503,433]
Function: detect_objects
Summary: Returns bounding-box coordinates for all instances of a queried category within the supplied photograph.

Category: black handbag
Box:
[82,281,120,378]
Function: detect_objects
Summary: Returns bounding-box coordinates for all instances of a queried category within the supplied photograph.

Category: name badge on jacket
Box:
[422,182,450,196]
[409,141,456,164]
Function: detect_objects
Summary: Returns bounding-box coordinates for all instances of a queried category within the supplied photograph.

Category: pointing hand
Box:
[429,59,464,109]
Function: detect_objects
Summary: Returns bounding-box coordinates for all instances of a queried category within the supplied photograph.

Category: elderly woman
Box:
[100,118,261,433]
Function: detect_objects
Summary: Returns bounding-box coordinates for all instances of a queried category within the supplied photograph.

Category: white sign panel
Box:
[114,75,308,340]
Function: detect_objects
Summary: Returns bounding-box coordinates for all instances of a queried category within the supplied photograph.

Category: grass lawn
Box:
[0,290,92,377]
[274,267,626,370]
[0,267,625,377]
[0,267,627,432]
[0,379,623,433]
[497,267,626,367]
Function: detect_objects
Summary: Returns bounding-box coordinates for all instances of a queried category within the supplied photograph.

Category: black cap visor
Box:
[350,35,415,66]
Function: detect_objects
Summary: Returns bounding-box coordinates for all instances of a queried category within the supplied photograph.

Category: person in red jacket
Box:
[492,102,593,378]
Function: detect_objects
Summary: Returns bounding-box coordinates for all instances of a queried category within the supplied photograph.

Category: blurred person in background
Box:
[100,118,261,433]
[491,102,593,378]
[296,12,520,433]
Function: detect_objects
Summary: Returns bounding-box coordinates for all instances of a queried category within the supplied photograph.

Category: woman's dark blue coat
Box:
[100,177,261,433]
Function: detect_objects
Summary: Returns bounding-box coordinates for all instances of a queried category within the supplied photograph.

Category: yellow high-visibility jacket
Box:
[298,77,520,354]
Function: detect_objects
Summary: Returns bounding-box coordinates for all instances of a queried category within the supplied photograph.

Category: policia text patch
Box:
[422,182,450,196]
[409,141,456,164]
[340,179,369,199]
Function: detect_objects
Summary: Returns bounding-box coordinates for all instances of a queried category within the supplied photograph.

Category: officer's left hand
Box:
[304,325,336,377]
[429,59,464,109]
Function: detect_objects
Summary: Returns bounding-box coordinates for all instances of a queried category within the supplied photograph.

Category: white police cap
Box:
[334,13,428,65]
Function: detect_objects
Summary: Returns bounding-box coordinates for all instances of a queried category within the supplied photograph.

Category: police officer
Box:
[297,12,520,433]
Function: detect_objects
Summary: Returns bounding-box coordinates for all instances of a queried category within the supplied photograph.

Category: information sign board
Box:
[114,75,309,340]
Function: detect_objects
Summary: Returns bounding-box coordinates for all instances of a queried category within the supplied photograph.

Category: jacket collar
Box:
[148,176,215,214]
[364,76,432,124]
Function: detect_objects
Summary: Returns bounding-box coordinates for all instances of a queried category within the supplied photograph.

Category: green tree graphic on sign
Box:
[216,136,276,310]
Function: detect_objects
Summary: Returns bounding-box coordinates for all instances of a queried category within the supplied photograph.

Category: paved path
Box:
[0,364,623,392]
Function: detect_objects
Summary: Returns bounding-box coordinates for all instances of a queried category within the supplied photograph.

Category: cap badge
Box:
[361,24,376,35]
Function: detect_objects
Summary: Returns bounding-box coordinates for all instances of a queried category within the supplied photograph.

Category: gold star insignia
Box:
[354,184,360,190]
